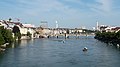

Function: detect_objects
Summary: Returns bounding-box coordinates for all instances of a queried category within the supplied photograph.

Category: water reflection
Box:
[10,39,34,48]
[0,36,120,67]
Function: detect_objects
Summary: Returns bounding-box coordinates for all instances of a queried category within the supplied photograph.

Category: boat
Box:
[83,47,88,51]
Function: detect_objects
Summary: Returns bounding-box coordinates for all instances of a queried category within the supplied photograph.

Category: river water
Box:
[0,36,120,67]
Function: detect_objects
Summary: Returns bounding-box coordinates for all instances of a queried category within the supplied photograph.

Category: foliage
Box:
[116,31,120,39]
[0,32,5,45]
[14,32,21,40]
[9,18,12,22]
[27,31,31,38]
[83,29,95,34]
[0,26,4,30]
[0,26,14,44]
[1,29,14,43]
[36,31,39,34]
[94,31,120,45]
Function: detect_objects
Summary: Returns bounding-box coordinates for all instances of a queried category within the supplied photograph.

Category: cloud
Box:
[14,0,80,17]
[15,0,63,15]
[1,0,120,28]
[90,0,113,14]
[97,0,112,11]
[59,0,113,15]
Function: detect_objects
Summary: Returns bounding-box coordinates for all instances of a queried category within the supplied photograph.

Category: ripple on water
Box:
[1,37,120,67]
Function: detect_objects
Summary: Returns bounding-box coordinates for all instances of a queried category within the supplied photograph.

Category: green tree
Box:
[116,31,120,39]
[27,31,31,38]
[95,31,120,45]
[0,26,14,44]
[2,29,14,43]
[0,32,5,45]
[14,32,21,40]
[0,26,4,30]
[9,18,12,22]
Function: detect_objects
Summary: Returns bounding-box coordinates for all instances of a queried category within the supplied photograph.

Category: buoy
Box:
[117,44,119,48]
[83,47,88,51]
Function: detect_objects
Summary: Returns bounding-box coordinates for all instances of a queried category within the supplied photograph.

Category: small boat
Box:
[83,47,88,51]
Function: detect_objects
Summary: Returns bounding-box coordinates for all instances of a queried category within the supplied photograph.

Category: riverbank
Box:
[0,43,9,52]
[94,31,120,46]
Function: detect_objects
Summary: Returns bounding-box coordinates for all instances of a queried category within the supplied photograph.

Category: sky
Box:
[0,0,120,29]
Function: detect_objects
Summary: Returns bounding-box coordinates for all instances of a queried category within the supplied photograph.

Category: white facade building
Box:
[22,24,35,38]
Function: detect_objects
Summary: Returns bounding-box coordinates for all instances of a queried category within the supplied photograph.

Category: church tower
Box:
[56,21,58,28]
[96,21,99,30]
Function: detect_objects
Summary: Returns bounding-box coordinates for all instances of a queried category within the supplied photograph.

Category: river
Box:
[0,36,120,67]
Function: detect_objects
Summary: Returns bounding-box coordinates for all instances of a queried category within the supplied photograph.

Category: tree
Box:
[94,31,120,45]
[0,32,5,45]
[116,31,120,39]
[2,29,14,43]
[9,18,12,22]
[27,31,31,38]
[0,26,4,30]
[0,26,14,44]
[0,26,5,45]
[14,32,21,40]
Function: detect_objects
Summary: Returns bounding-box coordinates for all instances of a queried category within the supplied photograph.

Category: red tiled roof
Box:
[111,27,120,30]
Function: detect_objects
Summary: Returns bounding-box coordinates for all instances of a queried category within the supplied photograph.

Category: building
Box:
[105,27,120,32]
[0,19,37,39]
[69,28,83,34]
[22,24,35,38]
[99,25,108,32]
